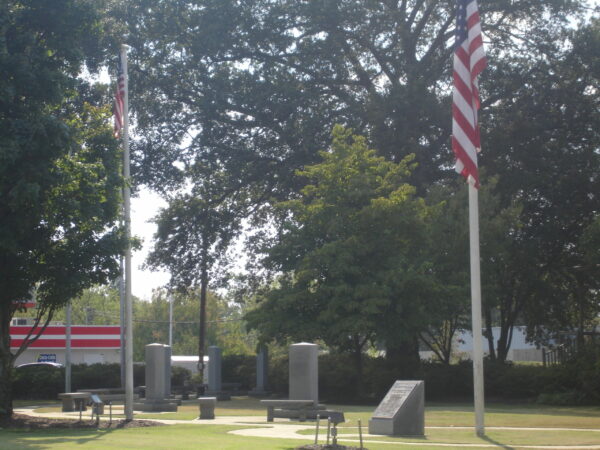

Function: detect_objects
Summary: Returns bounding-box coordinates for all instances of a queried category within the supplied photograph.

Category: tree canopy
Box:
[246,126,438,382]
[107,0,600,365]
[0,0,125,419]
[118,0,599,363]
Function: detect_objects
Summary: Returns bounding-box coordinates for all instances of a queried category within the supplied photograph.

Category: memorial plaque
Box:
[369,380,424,436]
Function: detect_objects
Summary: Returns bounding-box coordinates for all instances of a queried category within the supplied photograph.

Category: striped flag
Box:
[114,54,125,138]
[452,0,486,188]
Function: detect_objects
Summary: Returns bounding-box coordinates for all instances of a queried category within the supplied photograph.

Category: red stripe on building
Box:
[10,326,121,336]
[9,325,121,349]
[11,339,121,349]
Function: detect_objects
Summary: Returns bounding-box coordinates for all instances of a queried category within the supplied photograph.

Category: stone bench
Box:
[75,390,139,414]
[78,388,124,395]
[58,392,91,412]
[197,396,216,419]
[260,399,326,422]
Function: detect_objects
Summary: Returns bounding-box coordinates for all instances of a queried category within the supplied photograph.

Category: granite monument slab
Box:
[368,380,424,436]
[289,342,318,405]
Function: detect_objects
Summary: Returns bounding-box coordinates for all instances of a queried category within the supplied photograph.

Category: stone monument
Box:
[134,343,178,412]
[204,345,230,400]
[249,346,269,397]
[368,380,424,436]
[289,342,318,405]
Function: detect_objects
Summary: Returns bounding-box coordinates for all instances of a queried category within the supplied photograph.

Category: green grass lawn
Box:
[31,397,600,428]
[0,424,304,450]
[2,423,600,450]
[299,427,600,447]
[10,397,600,449]
[134,398,600,429]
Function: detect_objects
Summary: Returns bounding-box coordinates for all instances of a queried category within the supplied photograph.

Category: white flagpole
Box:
[121,44,134,421]
[169,294,173,348]
[468,176,485,436]
[119,256,125,389]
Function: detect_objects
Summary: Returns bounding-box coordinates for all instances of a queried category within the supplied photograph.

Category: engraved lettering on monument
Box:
[374,382,415,417]
[369,380,424,436]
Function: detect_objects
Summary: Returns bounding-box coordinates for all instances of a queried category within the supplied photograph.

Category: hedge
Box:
[265,353,600,405]
[12,363,189,400]
[11,350,600,405]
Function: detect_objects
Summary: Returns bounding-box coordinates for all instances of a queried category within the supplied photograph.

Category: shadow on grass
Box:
[0,426,117,448]
[481,434,514,449]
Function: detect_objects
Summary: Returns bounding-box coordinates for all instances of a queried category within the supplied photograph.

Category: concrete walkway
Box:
[14,406,600,449]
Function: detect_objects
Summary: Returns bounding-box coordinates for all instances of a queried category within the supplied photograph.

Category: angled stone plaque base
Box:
[369,380,424,436]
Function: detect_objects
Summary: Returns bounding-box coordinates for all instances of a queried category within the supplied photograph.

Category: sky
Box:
[130,188,170,300]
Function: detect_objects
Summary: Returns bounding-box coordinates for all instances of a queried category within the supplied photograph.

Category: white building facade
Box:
[10,319,121,366]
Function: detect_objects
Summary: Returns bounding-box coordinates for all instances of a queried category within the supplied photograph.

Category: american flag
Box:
[452,0,486,188]
[113,54,125,138]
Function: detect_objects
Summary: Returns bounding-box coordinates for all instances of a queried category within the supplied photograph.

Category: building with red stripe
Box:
[10,322,121,366]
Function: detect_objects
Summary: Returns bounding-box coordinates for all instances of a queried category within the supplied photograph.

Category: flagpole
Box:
[119,256,125,389]
[468,176,485,437]
[121,43,134,421]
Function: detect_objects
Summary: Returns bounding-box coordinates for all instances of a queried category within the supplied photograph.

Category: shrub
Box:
[11,362,193,400]
[537,391,591,406]
[418,360,473,401]
[13,365,65,400]
[13,348,600,404]
[222,354,255,390]
[72,363,121,391]
[171,366,192,387]
[268,353,289,396]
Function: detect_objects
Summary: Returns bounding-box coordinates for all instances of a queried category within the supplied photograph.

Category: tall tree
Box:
[132,288,255,361]
[118,0,597,363]
[47,285,122,326]
[146,189,240,384]
[123,0,586,197]
[482,17,600,353]
[0,0,124,419]
[246,126,435,389]
[418,182,471,364]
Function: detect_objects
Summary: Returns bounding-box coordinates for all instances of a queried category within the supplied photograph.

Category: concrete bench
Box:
[197,396,216,419]
[260,399,326,422]
[78,388,124,395]
[58,392,90,412]
[76,390,140,414]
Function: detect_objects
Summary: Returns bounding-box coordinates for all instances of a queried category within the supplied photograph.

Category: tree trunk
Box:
[351,335,365,399]
[496,326,509,362]
[0,353,12,421]
[386,336,420,378]
[0,302,14,420]
[576,281,586,352]
[496,308,515,363]
[496,290,523,363]
[483,305,496,361]
[440,319,457,365]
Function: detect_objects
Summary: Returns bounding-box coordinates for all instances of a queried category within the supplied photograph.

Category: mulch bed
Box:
[0,413,166,430]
